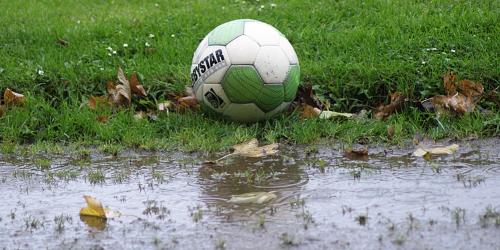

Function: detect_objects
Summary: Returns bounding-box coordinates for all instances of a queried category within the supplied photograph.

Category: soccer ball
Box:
[190,19,300,122]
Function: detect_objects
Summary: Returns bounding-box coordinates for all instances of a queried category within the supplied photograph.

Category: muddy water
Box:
[1,139,500,250]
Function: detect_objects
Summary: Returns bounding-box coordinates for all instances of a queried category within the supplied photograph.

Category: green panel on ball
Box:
[208,20,245,46]
[283,65,300,102]
[221,66,284,113]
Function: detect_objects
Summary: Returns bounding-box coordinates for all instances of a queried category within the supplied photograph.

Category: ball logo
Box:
[204,88,225,109]
[191,49,226,90]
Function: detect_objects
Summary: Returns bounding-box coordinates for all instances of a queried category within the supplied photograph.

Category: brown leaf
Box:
[4,88,25,106]
[429,93,475,115]
[458,80,483,99]
[443,72,457,96]
[177,96,198,109]
[116,67,131,103]
[88,96,108,110]
[374,92,405,120]
[129,72,147,97]
[344,147,369,160]
[56,38,69,46]
[301,104,321,119]
[97,115,109,123]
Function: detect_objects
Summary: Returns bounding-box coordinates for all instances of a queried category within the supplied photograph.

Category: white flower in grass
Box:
[149,34,155,38]
[450,49,456,53]
[270,3,277,7]
[123,43,128,48]
[37,69,44,76]
[106,46,113,52]
[112,50,117,54]
[421,61,426,65]
[171,34,175,38]
[145,42,151,47]
[107,53,112,56]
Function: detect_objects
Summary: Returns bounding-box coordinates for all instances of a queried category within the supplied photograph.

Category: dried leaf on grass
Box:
[422,73,484,116]
[319,110,354,119]
[166,86,199,112]
[228,192,277,204]
[374,92,405,120]
[232,139,279,158]
[300,104,321,119]
[88,96,108,110]
[413,144,459,158]
[107,68,147,106]
[4,88,25,106]
[56,38,69,46]
[79,195,121,219]
[344,147,369,160]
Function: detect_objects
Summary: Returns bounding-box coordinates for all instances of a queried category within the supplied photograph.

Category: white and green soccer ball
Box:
[190,19,300,122]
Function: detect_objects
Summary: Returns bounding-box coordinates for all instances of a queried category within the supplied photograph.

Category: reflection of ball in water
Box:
[190,19,300,122]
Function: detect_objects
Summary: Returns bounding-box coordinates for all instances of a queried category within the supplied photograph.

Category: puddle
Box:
[1,139,499,249]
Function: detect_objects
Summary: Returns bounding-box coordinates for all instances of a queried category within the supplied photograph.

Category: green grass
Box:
[0,0,499,151]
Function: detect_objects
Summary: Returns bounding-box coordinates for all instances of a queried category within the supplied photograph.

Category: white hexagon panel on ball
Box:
[226,35,260,65]
[254,46,290,84]
[244,21,281,46]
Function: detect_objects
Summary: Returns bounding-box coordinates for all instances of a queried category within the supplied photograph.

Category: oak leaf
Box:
[413,144,459,158]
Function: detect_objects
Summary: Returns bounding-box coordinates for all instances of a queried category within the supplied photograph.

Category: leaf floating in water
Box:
[79,195,121,219]
[232,139,279,158]
[413,144,459,158]
[228,192,277,204]
[344,148,369,160]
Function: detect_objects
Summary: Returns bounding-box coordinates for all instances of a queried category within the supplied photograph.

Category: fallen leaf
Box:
[344,147,369,160]
[80,195,107,218]
[319,110,354,119]
[232,139,279,158]
[79,195,121,219]
[301,104,321,119]
[80,215,107,230]
[97,115,109,123]
[4,88,25,106]
[443,72,457,96]
[129,72,147,97]
[88,96,108,110]
[458,79,483,99]
[428,93,475,115]
[228,192,277,204]
[56,38,69,46]
[413,144,459,158]
[374,92,405,120]
[157,101,172,112]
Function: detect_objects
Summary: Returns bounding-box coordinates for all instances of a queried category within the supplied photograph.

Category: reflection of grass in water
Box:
[479,206,500,228]
[87,170,105,184]
[34,157,51,171]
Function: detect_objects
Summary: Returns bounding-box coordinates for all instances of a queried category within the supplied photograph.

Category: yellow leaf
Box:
[79,195,121,219]
[413,144,459,157]
[228,192,277,204]
[80,195,106,218]
[232,139,278,158]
